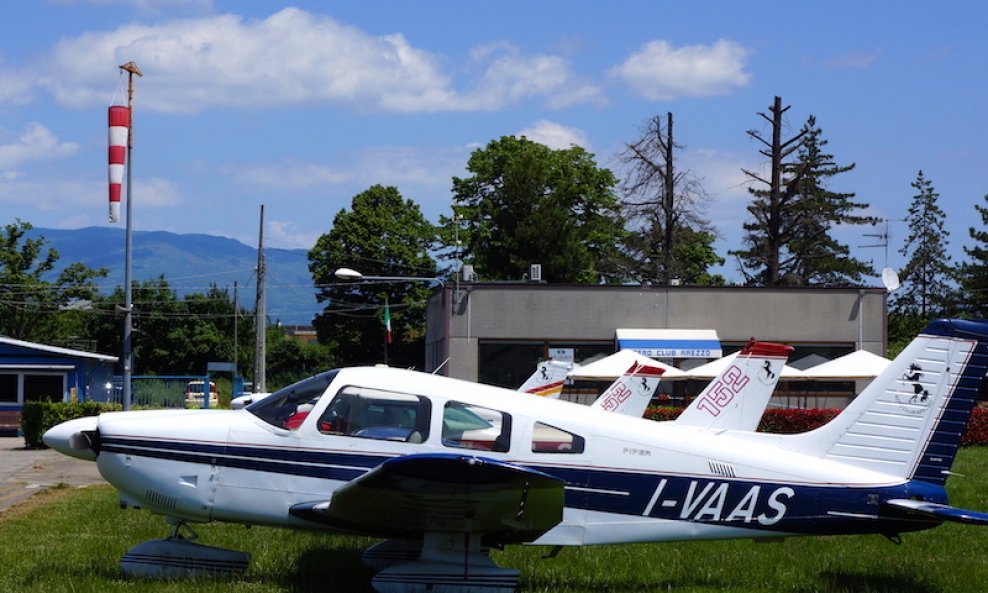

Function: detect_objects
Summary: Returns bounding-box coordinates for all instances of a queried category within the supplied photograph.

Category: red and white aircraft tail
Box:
[518,360,571,398]
[590,362,664,417]
[675,340,793,431]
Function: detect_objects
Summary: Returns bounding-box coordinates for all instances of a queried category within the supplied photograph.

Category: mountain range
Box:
[26,226,320,325]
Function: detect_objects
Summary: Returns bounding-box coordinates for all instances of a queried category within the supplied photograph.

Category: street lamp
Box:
[332,268,444,366]
[333,267,444,286]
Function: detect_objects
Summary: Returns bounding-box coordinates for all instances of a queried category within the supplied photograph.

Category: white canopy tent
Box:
[568,349,687,380]
[683,351,806,379]
[799,349,891,380]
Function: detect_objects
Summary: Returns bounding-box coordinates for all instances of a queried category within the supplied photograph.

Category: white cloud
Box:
[0,64,35,106]
[826,50,881,70]
[237,160,352,191]
[38,10,602,114]
[229,146,466,207]
[518,120,589,150]
[52,0,214,13]
[265,219,320,250]
[0,123,78,170]
[42,8,455,114]
[609,39,752,101]
[0,173,178,218]
[462,43,605,110]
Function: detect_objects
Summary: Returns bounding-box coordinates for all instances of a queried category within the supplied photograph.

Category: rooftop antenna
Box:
[860,218,904,293]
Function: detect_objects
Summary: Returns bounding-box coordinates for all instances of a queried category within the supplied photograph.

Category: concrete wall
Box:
[427,283,887,382]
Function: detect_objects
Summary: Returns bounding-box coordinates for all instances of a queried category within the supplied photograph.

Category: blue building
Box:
[0,337,117,435]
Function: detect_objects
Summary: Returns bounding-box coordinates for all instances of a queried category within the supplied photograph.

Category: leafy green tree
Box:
[309,185,439,368]
[0,219,107,341]
[619,113,721,285]
[957,194,988,317]
[265,326,336,390]
[893,171,954,318]
[88,279,248,376]
[732,100,874,286]
[446,136,625,283]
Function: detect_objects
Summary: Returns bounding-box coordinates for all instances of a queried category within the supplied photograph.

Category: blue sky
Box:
[1,0,985,284]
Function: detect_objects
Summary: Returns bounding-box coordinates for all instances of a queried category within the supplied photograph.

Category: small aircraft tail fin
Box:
[675,340,792,431]
[590,362,664,417]
[791,319,988,484]
[518,360,571,399]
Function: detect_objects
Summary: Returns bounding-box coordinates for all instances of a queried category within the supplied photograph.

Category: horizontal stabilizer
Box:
[884,499,988,525]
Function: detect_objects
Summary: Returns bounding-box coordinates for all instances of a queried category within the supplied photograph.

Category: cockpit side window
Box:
[318,386,431,443]
[442,401,511,452]
[531,421,585,454]
[247,370,339,429]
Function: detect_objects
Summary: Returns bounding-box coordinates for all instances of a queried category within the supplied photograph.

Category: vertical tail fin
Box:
[518,360,571,399]
[590,362,664,417]
[676,340,793,431]
[791,319,988,484]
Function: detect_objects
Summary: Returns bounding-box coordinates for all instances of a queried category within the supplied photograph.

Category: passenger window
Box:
[442,401,511,452]
[531,422,584,454]
[317,386,430,443]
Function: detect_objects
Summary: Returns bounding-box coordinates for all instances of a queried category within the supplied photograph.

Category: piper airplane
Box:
[44,319,988,593]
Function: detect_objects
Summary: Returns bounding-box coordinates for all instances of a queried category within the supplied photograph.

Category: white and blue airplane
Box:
[44,319,988,593]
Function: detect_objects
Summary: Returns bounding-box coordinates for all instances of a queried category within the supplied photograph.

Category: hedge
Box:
[644,405,988,445]
[20,401,122,449]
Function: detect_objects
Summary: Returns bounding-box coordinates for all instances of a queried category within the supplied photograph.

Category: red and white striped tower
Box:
[107,105,131,223]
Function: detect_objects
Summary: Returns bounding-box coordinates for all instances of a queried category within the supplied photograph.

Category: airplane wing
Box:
[883,499,988,525]
[289,453,565,544]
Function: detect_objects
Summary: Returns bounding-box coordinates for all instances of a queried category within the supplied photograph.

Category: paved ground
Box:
[0,436,104,514]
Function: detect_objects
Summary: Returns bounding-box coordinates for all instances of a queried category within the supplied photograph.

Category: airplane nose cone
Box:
[43,416,100,461]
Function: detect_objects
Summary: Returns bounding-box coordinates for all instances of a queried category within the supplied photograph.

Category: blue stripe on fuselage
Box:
[100,436,948,536]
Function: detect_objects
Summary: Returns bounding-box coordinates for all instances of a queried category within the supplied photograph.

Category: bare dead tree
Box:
[619,112,714,284]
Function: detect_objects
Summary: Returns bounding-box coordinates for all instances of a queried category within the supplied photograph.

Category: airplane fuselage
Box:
[88,366,946,546]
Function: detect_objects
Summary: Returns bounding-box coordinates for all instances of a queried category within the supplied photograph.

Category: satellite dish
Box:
[881,267,900,292]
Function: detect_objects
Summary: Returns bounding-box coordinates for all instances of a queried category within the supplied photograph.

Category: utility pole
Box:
[233,280,239,380]
[119,61,141,411]
[253,205,266,393]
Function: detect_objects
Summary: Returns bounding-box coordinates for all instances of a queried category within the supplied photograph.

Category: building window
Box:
[0,374,16,403]
[23,374,65,403]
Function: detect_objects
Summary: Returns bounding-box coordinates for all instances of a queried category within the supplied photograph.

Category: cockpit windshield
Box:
[247,370,339,429]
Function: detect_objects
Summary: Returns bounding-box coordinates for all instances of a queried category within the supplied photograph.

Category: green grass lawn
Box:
[4,448,988,592]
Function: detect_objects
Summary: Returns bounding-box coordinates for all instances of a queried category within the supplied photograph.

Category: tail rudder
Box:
[518,360,571,399]
[676,340,792,431]
[591,362,664,417]
[793,319,988,484]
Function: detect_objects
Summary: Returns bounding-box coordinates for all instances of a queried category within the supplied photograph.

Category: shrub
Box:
[962,407,988,446]
[20,401,122,449]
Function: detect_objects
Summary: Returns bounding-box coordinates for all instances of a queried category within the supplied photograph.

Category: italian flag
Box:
[384,297,393,344]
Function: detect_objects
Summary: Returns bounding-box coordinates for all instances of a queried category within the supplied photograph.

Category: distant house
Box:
[0,337,118,435]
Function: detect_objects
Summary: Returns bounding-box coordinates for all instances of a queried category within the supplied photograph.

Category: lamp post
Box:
[334,267,444,286]
[333,268,444,365]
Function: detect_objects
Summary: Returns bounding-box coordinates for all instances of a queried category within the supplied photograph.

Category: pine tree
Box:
[893,171,954,317]
[732,101,874,286]
[783,117,876,285]
[957,194,988,317]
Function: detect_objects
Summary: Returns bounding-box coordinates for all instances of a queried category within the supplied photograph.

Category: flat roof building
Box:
[425,283,886,404]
